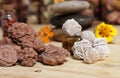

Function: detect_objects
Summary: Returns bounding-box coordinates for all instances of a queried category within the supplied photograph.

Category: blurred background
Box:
[0,0,120,25]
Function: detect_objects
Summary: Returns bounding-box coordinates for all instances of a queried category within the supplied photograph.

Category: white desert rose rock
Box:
[81,30,96,43]
[93,38,107,46]
[94,38,110,60]
[73,39,92,59]
[83,47,99,64]
[73,39,99,64]
[62,18,82,36]
[73,38,110,64]
[62,19,110,64]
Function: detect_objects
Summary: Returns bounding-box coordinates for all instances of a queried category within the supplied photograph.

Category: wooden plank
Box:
[0,25,120,78]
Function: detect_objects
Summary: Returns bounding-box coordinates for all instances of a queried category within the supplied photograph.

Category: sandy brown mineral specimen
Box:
[38,44,70,66]
[18,47,38,67]
[15,35,45,54]
[0,37,22,53]
[8,22,45,54]
[0,45,18,67]
[0,22,47,67]
[0,37,13,45]
[8,23,37,39]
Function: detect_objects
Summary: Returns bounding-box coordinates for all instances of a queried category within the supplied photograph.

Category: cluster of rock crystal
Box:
[50,1,94,42]
[38,44,70,66]
[0,22,70,67]
[50,1,94,29]
[62,19,110,64]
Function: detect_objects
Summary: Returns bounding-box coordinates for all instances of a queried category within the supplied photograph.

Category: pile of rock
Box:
[62,19,110,64]
[0,22,70,67]
[50,1,94,29]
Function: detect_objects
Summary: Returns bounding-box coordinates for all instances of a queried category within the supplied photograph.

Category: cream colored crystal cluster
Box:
[62,19,110,64]
[62,18,82,36]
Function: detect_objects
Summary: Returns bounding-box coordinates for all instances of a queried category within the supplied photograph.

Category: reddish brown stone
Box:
[38,44,70,66]
[0,45,17,67]
[18,47,38,67]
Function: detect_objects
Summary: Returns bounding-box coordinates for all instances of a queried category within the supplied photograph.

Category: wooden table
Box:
[0,25,120,78]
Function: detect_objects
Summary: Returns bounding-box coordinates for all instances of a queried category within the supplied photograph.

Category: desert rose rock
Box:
[0,45,18,67]
[38,44,70,66]
[8,22,45,54]
[18,47,38,67]
[62,18,82,36]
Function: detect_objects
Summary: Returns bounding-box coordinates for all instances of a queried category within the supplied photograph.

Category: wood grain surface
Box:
[0,25,120,78]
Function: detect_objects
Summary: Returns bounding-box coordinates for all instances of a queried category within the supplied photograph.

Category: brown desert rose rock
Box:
[18,47,38,67]
[38,44,70,66]
[0,45,18,66]
[8,22,46,54]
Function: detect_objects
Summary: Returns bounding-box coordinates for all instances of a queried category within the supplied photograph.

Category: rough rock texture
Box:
[50,1,90,13]
[8,23,37,39]
[83,47,99,64]
[0,23,47,67]
[0,37,13,45]
[81,30,96,43]
[18,48,38,67]
[73,39,92,60]
[93,38,110,60]
[16,35,45,53]
[73,39,99,64]
[73,38,110,64]
[8,22,45,54]
[93,38,108,46]
[62,19,82,36]
[38,44,70,66]
[0,37,22,53]
[0,45,18,67]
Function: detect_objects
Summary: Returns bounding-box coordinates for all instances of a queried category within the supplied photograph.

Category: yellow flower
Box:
[38,26,54,43]
[53,0,64,3]
[95,22,118,43]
